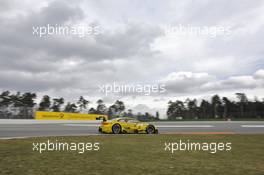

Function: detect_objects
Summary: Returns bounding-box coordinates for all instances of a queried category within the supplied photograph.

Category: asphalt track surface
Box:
[0,120,264,139]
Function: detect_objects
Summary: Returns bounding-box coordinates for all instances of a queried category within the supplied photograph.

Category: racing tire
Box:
[112,124,122,134]
[146,125,156,134]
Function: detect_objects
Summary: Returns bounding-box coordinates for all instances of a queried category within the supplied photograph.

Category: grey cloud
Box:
[0,0,162,78]
[0,0,163,96]
[0,70,79,92]
[0,1,11,11]
[174,0,264,25]
[37,1,84,25]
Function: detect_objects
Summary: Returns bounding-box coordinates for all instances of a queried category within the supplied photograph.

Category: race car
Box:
[98,117,158,134]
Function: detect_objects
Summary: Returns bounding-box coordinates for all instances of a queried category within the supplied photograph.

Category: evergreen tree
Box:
[38,95,51,111]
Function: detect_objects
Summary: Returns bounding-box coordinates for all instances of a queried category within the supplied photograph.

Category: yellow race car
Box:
[98,117,158,134]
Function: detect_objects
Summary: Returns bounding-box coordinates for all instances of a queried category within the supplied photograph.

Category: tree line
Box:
[0,91,158,120]
[1,90,263,120]
[167,93,264,120]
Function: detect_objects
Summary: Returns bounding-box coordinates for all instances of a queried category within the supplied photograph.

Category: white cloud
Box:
[161,69,264,96]
[161,71,215,93]
[254,69,264,79]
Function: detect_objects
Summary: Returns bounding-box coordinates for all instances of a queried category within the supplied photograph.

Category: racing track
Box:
[0,120,264,139]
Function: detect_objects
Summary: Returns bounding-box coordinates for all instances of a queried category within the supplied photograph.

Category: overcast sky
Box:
[0,0,264,117]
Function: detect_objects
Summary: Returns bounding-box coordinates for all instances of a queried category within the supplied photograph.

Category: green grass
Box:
[0,134,264,175]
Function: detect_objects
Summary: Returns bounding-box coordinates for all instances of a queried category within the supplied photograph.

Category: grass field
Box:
[0,134,264,175]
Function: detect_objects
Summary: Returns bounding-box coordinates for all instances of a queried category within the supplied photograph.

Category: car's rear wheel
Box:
[146,125,155,134]
[112,124,122,134]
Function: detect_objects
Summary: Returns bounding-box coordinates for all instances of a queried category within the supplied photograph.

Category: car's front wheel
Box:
[112,124,122,134]
[146,125,156,134]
